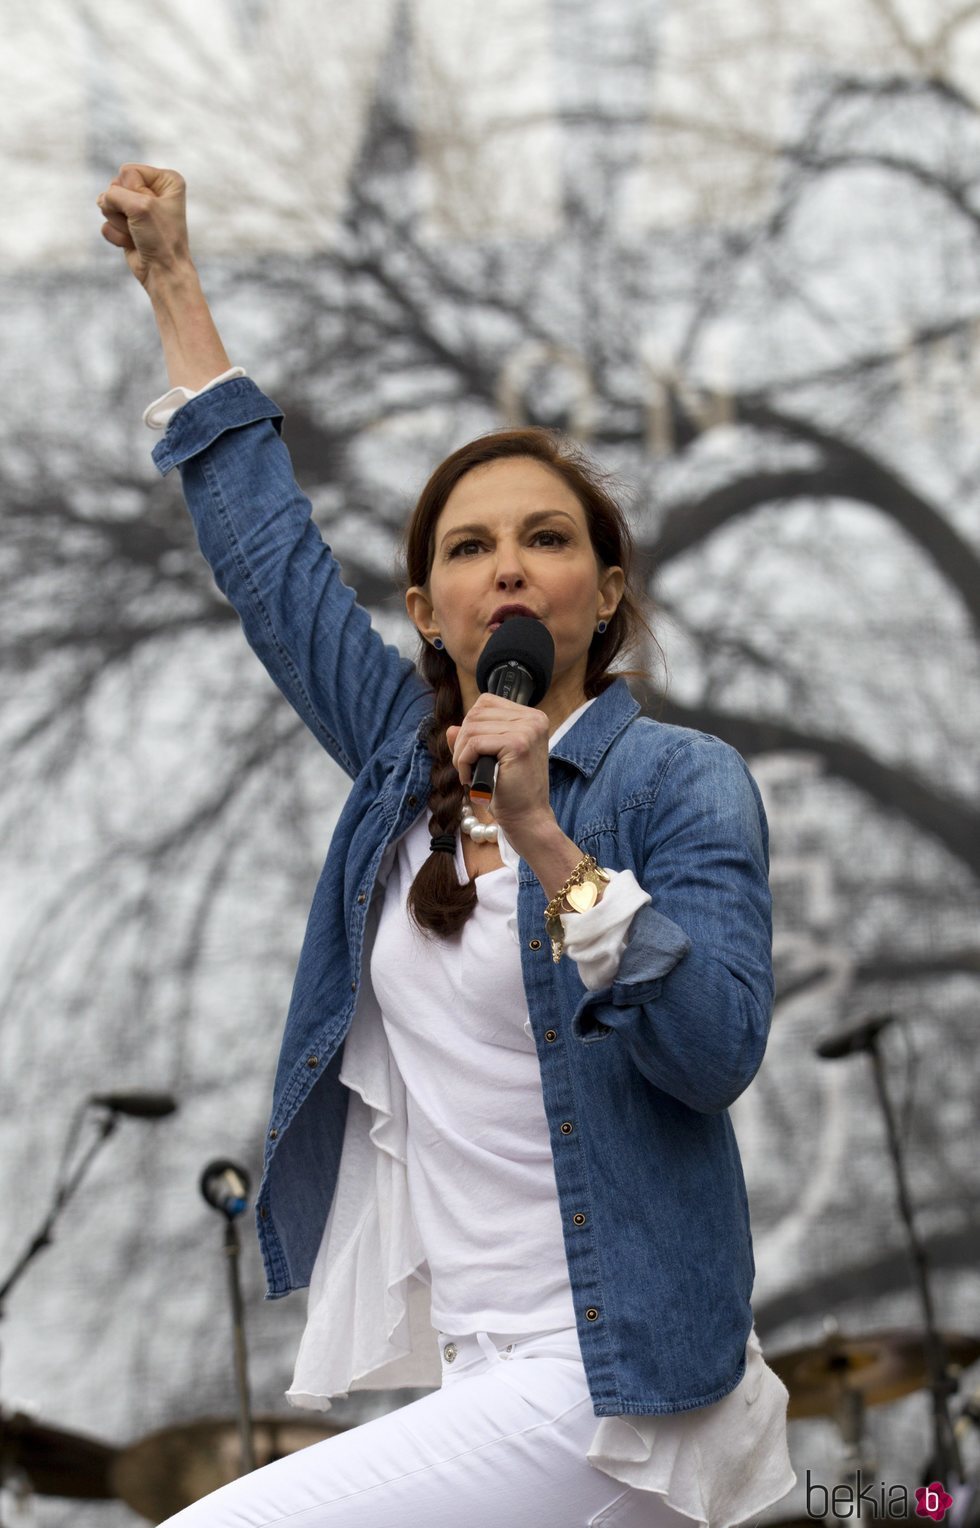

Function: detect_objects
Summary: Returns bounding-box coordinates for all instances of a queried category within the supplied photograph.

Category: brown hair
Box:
[393,426,665,941]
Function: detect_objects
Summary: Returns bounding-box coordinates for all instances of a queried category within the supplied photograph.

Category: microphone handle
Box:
[469,753,498,804]
[469,658,538,804]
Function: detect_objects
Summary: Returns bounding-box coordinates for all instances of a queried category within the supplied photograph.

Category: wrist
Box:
[513,814,590,904]
[543,853,611,965]
[145,258,202,306]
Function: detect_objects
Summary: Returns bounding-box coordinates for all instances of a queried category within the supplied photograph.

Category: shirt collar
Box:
[435,677,642,876]
[545,677,640,777]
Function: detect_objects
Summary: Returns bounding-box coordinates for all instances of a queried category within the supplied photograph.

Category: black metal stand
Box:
[0,1108,119,1526]
[222,1216,256,1476]
[866,1033,965,1486]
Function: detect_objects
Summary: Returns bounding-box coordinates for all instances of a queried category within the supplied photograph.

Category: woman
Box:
[98,164,797,1528]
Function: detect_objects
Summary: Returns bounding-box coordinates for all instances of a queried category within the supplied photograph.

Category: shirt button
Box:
[357,894,365,904]
[544,1029,557,1042]
[443,1343,457,1362]
[573,1212,586,1225]
[560,1121,574,1134]
[307,1055,319,1069]
[259,1205,269,1220]
[408,796,418,807]
[585,1308,600,1322]
[268,1129,278,1140]
[351,981,357,991]
[529,938,542,950]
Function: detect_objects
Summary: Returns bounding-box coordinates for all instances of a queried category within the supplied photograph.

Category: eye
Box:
[449,530,569,556]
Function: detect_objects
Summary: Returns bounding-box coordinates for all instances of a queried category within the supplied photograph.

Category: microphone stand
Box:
[0,1111,118,1311]
[200,1163,257,1478]
[865,1030,964,1487]
[222,1215,256,1476]
[0,1107,118,1527]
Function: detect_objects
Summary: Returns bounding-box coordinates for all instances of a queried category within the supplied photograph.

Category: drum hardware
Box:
[0,1409,117,1500]
[0,1093,175,1524]
[768,1328,980,1528]
[919,1384,980,1528]
[815,1012,967,1486]
[0,1109,346,1521]
[768,1329,980,1423]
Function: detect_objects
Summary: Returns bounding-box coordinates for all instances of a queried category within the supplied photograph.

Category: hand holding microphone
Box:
[446,616,555,843]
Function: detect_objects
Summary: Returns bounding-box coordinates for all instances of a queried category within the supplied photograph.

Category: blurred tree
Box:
[1,0,979,1519]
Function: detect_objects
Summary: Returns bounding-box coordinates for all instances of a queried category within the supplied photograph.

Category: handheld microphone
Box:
[200,1159,251,1219]
[89,1091,178,1117]
[470,616,555,804]
[815,1012,896,1060]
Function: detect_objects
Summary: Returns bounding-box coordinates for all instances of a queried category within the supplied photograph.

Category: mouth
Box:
[487,604,540,632]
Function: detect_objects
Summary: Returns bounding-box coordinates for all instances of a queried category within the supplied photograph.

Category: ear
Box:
[405,585,434,640]
[599,565,625,615]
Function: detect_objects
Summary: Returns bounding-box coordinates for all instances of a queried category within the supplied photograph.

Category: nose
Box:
[495,559,529,590]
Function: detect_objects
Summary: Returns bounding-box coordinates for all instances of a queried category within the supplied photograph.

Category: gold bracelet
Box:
[544,854,612,964]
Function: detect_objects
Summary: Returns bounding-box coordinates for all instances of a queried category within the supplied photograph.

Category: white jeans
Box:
[158,1325,687,1527]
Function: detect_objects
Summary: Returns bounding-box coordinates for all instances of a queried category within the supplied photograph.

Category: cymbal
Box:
[768,1328,980,1420]
[111,1412,347,1520]
[0,1410,117,1498]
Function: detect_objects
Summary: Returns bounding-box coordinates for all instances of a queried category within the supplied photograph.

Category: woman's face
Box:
[405,456,624,726]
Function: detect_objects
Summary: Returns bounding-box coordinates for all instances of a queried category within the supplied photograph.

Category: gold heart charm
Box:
[565,881,599,913]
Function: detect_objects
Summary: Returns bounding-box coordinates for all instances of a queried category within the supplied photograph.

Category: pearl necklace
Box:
[460,802,498,844]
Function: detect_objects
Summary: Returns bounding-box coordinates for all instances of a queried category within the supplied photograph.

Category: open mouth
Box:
[487,608,539,632]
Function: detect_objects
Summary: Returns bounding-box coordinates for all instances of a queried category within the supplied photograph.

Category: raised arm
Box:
[97,164,231,389]
[97,164,433,776]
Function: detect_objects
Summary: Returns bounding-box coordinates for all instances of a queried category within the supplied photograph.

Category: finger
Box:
[119,162,183,196]
[100,222,136,250]
[97,198,131,236]
[118,162,154,187]
[99,183,151,220]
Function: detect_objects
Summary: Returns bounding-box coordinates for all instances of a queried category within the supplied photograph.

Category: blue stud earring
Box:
[432,637,444,649]
[596,620,608,634]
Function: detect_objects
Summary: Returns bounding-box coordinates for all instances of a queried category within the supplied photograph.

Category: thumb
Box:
[119,167,146,191]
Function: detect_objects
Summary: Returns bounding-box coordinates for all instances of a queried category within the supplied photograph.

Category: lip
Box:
[487,603,539,630]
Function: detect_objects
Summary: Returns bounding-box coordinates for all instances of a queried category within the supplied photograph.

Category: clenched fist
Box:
[96,164,192,288]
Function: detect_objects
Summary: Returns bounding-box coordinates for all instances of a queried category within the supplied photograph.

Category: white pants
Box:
[158,1325,688,1527]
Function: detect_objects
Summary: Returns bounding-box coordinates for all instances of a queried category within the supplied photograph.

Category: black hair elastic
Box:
[429,832,457,854]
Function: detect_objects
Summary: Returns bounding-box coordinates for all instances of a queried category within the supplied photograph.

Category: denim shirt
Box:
[152,377,775,1417]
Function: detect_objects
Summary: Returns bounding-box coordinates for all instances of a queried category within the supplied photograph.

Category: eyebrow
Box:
[440,509,578,548]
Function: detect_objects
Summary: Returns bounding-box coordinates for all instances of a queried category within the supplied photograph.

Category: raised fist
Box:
[96,164,192,288]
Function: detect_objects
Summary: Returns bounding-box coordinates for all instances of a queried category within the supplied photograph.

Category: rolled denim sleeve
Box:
[151,377,432,777]
[570,736,774,1114]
